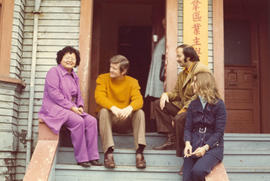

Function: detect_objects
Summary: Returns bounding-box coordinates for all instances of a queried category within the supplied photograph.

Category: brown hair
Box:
[193,72,221,104]
[177,44,200,62]
[109,55,129,73]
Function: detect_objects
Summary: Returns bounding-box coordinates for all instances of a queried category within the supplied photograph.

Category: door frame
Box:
[78,0,226,115]
[78,0,179,113]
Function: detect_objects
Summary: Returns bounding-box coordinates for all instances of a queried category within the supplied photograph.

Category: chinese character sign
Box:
[183,0,208,65]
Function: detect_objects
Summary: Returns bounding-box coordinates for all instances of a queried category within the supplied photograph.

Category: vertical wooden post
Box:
[213,0,224,99]
[165,0,178,91]
[78,0,94,111]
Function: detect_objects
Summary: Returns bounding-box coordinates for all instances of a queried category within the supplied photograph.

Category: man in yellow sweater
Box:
[95,55,146,169]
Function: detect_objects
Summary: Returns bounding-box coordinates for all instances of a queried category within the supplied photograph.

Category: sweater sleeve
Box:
[130,80,143,110]
[95,75,114,109]
[46,68,75,110]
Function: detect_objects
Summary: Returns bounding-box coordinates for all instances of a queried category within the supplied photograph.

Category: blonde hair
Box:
[193,72,221,104]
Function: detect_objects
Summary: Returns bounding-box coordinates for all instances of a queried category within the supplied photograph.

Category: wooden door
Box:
[225,66,259,133]
[224,0,261,133]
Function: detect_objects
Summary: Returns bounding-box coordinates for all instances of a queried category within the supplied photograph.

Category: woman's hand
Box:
[78,107,84,114]
[184,141,192,158]
[160,93,169,110]
[71,106,83,115]
[191,145,209,157]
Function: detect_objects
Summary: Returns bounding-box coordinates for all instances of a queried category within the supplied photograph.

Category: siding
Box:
[0,0,25,180]
[178,0,213,71]
[16,0,81,180]
[0,82,22,181]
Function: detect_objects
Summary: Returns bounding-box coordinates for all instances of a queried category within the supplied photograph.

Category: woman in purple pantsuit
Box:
[38,46,101,167]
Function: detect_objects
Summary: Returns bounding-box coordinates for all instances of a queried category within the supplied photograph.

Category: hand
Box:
[78,107,84,114]
[184,141,192,158]
[172,120,175,127]
[119,105,133,120]
[191,146,207,157]
[160,93,169,110]
[110,106,122,118]
[71,106,83,115]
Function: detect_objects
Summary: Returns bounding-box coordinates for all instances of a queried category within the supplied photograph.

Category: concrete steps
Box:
[55,133,270,181]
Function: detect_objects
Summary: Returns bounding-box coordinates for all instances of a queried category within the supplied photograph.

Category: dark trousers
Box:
[154,99,186,156]
[183,153,220,181]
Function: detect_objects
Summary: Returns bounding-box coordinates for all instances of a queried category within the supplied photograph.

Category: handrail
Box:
[206,162,229,181]
[23,119,59,181]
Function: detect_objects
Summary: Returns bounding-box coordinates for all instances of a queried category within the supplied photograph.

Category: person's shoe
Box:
[136,153,146,169]
[178,165,183,175]
[90,160,102,166]
[104,153,115,168]
[153,141,176,150]
[77,162,91,168]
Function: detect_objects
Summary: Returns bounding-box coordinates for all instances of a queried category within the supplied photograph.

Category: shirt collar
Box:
[58,64,76,78]
[183,62,195,74]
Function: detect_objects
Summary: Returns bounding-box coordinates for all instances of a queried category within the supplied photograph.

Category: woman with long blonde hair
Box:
[183,72,227,181]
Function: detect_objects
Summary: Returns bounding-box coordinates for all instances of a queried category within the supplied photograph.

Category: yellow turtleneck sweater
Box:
[95,73,143,111]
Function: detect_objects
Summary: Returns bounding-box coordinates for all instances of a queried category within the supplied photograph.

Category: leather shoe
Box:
[104,153,115,168]
[136,153,146,169]
[153,141,176,150]
[178,165,183,175]
[77,162,91,168]
[90,160,102,166]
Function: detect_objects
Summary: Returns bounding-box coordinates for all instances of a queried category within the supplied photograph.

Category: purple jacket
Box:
[38,65,84,134]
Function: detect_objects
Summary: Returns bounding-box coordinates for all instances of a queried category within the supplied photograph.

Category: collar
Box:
[183,62,195,74]
[57,64,77,78]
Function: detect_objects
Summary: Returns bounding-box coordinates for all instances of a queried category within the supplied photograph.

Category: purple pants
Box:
[64,113,100,162]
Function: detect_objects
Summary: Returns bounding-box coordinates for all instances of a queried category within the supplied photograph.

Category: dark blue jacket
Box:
[184,98,227,160]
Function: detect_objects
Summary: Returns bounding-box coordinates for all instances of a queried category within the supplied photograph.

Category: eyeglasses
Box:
[63,56,76,61]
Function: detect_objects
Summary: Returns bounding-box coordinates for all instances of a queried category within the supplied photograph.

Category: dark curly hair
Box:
[56,46,81,67]
[177,44,200,62]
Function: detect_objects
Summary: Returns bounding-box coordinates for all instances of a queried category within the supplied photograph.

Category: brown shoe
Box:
[136,153,146,169]
[153,141,176,150]
[77,162,91,168]
[178,165,183,175]
[90,160,102,166]
[104,153,115,168]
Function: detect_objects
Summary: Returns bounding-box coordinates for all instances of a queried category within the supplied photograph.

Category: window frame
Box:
[0,0,14,77]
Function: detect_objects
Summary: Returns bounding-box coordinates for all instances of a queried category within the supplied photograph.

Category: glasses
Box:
[63,56,76,61]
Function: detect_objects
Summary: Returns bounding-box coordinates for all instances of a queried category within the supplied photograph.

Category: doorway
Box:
[224,0,270,133]
[90,0,165,132]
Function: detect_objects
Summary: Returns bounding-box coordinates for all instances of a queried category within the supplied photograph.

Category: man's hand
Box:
[160,93,169,110]
[71,106,83,115]
[110,106,122,118]
[184,141,192,158]
[119,105,133,120]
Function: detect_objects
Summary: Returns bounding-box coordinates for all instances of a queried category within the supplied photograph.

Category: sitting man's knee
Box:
[99,108,110,116]
[154,99,161,108]
[135,109,145,116]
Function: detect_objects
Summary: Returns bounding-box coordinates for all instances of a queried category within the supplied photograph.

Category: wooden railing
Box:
[23,119,59,181]
[206,162,229,181]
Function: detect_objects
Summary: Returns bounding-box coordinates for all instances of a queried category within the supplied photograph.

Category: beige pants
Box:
[98,108,146,152]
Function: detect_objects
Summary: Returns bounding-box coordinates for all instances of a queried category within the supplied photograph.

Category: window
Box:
[0,0,14,77]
